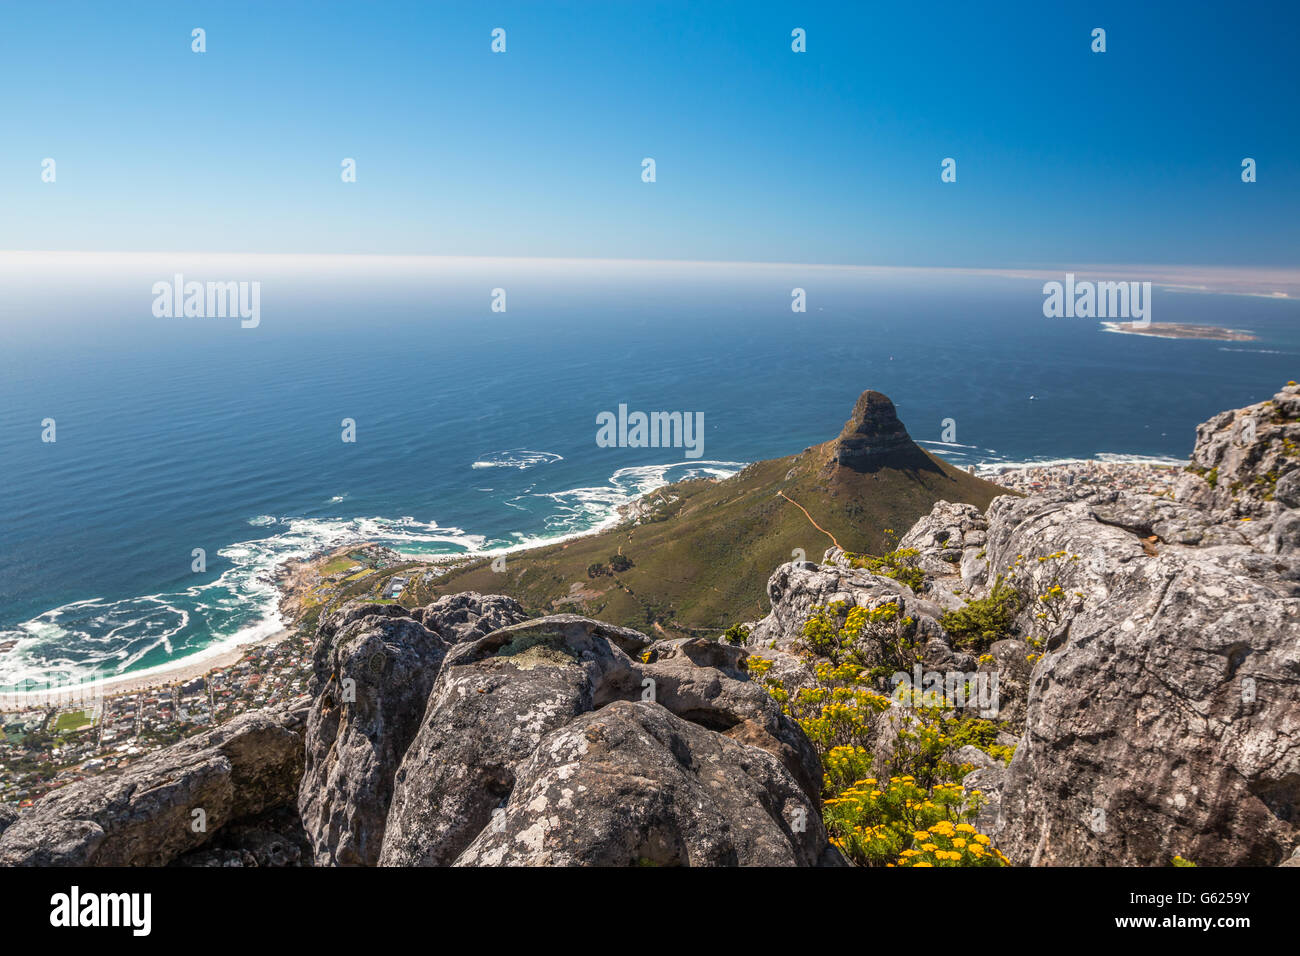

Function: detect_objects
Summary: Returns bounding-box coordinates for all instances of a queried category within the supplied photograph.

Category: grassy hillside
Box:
[401,426,1006,637]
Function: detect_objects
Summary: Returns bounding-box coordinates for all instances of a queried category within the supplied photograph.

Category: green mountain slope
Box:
[406,391,1008,636]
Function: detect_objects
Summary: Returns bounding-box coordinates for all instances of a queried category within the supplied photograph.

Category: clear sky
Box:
[2,0,1297,267]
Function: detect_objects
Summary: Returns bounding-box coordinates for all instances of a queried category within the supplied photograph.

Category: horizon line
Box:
[1,251,1296,296]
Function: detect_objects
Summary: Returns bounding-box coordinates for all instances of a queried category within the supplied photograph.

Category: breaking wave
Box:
[0,461,744,691]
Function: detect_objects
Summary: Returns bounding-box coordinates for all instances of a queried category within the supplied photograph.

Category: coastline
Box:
[1099,320,1257,341]
[0,452,1187,708]
[0,627,295,712]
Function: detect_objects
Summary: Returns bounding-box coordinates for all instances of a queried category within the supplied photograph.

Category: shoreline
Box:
[0,628,295,712]
[0,452,1187,708]
[1099,320,1257,341]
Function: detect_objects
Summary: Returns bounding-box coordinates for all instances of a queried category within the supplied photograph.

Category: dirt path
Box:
[777,491,842,551]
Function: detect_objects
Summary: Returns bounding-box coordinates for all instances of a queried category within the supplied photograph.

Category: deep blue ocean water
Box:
[2,256,1297,690]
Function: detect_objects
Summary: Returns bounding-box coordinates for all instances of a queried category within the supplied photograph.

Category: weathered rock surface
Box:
[0,699,309,866]
[887,388,1300,866]
[299,594,525,866]
[638,636,824,801]
[454,700,836,866]
[378,614,833,866]
[410,591,528,644]
[898,500,992,597]
[1188,381,1300,517]
[172,806,313,867]
[377,615,647,865]
[974,638,1035,728]
[974,487,1300,866]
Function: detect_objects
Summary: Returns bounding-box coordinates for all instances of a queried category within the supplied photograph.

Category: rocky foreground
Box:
[2,385,1299,867]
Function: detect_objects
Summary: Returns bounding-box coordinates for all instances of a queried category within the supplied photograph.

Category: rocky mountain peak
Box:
[831,390,923,471]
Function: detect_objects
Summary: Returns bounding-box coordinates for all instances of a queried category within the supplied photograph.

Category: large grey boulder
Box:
[453,700,837,867]
[377,614,835,866]
[299,594,526,866]
[0,699,309,867]
[410,591,528,643]
[638,637,823,801]
[961,475,1300,865]
[1189,382,1300,517]
[299,610,449,866]
[898,499,991,590]
[377,615,649,866]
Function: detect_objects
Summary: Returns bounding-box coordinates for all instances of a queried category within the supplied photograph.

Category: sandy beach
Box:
[0,627,294,711]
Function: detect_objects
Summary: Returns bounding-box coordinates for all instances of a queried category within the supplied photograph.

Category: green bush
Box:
[938,576,1023,651]
[846,535,926,592]
[799,600,920,673]
[721,623,750,646]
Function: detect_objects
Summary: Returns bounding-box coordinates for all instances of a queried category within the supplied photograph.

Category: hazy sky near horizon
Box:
[2,1,1297,267]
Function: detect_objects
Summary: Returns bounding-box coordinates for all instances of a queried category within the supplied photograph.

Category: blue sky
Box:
[2,0,1296,266]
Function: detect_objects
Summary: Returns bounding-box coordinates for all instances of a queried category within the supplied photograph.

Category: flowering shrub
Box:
[824,776,1008,867]
[844,529,925,591]
[800,599,920,676]
[778,659,893,757]
[752,652,1011,867]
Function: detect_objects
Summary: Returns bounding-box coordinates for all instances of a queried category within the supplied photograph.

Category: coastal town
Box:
[0,633,313,811]
[0,541,468,813]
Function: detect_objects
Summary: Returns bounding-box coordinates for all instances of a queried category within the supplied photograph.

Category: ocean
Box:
[2,255,1297,690]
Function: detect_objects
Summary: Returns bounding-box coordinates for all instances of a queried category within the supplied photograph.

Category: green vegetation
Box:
[52,710,92,734]
[721,623,750,646]
[406,435,1004,638]
[319,555,361,575]
[939,551,1082,652]
[939,576,1023,652]
[800,600,920,679]
[824,778,1008,867]
[844,530,925,591]
[750,650,1009,867]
